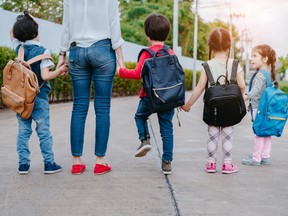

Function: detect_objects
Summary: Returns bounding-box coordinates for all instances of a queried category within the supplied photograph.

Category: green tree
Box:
[278,55,288,76]
[0,0,63,23]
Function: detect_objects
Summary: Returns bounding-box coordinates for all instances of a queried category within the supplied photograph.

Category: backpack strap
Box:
[137,48,155,62]
[202,62,216,86]
[17,45,53,66]
[137,45,171,62]
[259,69,272,87]
[230,59,239,84]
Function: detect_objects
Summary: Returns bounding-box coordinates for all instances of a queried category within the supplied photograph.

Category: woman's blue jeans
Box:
[134,97,175,161]
[69,39,116,157]
[16,97,54,165]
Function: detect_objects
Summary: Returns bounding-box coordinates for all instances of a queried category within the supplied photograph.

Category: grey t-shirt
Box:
[247,72,268,109]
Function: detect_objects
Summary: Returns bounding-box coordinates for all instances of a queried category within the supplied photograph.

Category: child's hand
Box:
[246,104,250,112]
[59,63,69,76]
[181,103,191,112]
[243,93,248,101]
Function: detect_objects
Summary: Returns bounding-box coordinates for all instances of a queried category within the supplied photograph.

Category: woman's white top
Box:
[60,0,124,51]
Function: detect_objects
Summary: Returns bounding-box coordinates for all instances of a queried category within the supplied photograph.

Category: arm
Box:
[181,70,207,112]
[109,0,124,50]
[41,64,68,81]
[57,0,69,69]
[117,51,150,80]
[236,70,246,95]
[115,46,125,68]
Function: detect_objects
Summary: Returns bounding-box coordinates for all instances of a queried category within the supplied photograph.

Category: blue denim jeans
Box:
[69,39,116,157]
[135,97,175,161]
[16,96,54,165]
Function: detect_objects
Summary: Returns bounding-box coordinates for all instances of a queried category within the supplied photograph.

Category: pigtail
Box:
[269,48,277,81]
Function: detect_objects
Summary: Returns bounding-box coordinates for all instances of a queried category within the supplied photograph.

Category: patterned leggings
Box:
[207,125,233,164]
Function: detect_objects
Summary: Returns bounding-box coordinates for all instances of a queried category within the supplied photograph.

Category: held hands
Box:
[59,63,69,76]
[180,103,191,112]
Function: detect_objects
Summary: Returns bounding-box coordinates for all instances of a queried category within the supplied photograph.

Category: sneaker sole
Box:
[206,170,216,173]
[242,162,261,166]
[162,170,172,175]
[44,169,62,174]
[135,145,151,157]
[94,170,111,175]
[18,171,29,175]
[222,169,239,174]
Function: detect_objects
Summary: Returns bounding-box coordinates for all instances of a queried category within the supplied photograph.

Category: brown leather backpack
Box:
[1,45,53,119]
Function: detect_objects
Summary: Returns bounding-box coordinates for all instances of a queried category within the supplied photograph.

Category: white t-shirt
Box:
[206,58,243,85]
[60,0,124,51]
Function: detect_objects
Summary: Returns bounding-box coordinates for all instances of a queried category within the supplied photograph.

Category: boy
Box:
[116,14,175,175]
[11,11,68,174]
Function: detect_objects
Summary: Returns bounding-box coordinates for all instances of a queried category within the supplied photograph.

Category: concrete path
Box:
[0,93,288,216]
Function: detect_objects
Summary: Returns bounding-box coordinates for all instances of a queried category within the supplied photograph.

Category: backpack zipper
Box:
[153,83,183,103]
[268,116,287,121]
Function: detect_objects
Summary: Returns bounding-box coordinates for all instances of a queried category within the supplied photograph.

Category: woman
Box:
[57,0,125,175]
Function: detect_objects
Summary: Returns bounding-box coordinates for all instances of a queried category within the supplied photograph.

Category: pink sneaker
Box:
[222,163,238,174]
[206,162,216,173]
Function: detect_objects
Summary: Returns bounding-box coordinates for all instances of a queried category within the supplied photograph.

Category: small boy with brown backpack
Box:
[3,11,68,174]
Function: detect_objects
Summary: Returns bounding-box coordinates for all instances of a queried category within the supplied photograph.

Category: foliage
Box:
[0,46,16,107]
[0,0,63,23]
[278,55,288,75]
[279,81,288,94]
[119,0,211,60]
[1,0,240,61]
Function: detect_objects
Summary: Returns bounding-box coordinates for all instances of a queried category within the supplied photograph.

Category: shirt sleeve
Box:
[60,0,70,52]
[40,50,55,70]
[109,0,124,50]
[12,38,21,50]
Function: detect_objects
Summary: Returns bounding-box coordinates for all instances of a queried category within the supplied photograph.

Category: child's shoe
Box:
[162,160,172,175]
[206,162,216,173]
[222,163,238,174]
[94,163,111,175]
[71,164,86,175]
[18,163,30,175]
[135,139,151,157]
[242,154,261,166]
[44,162,62,174]
[261,157,271,165]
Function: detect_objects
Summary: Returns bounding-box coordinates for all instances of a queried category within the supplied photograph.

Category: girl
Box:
[242,45,277,166]
[181,27,246,174]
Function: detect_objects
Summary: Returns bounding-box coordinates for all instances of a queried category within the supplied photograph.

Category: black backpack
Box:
[202,59,246,127]
[139,45,185,112]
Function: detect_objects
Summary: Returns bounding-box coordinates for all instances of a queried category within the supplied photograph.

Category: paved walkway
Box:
[0,93,288,216]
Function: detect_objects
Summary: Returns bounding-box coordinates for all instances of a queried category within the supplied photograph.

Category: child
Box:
[116,14,175,175]
[181,27,246,174]
[11,11,68,174]
[242,44,276,166]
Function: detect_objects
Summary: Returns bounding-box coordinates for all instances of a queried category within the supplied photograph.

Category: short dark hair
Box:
[13,11,38,42]
[144,14,170,41]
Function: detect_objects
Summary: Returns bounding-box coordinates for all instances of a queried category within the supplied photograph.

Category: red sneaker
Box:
[94,163,111,175]
[71,164,86,175]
